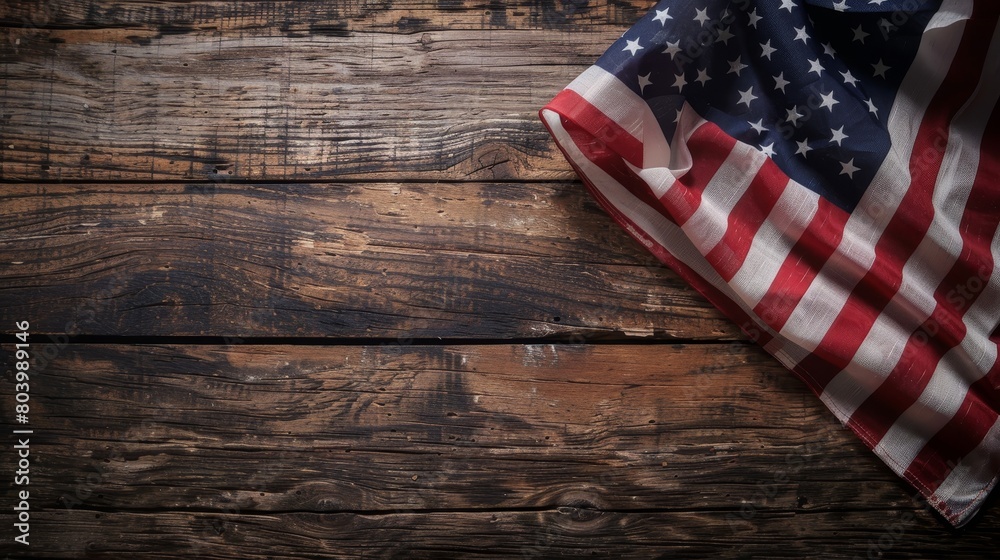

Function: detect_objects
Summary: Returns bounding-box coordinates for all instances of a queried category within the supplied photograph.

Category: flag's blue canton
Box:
[596,0,941,212]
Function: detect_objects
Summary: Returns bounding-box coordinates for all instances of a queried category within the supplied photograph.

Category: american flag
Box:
[541,0,999,526]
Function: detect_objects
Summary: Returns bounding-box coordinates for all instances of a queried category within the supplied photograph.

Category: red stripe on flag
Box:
[847,98,1000,445]
[576,153,777,352]
[752,198,848,337]
[903,370,999,504]
[540,104,776,351]
[558,115,673,223]
[543,94,680,226]
[546,89,645,169]
[660,124,737,226]
[707,157,789,281]
[901,149,1000,502]
[790,7,996,392]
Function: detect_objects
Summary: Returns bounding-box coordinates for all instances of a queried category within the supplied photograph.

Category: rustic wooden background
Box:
[1,1,998,557]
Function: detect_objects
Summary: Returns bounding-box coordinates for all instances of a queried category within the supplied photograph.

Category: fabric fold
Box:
[541,0,1000,527]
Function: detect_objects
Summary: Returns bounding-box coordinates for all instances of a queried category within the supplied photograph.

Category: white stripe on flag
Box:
[784,7,968,368]
[541,106,782,347]
[932,416,1000,519]
[728,184,819,309]
[864,20,1000,467]
[542,0,993,528]
[876,225,1000,470]
[566,65,676,174]
[927,0,974,31]
[822,14,998,422]
[625,103,709,198]
[681,143,765,255]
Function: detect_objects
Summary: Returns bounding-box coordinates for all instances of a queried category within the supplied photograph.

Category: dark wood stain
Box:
[6,343,999,557]
[396,16,432,33]
[308,21,351,38]
[0,182,731,339]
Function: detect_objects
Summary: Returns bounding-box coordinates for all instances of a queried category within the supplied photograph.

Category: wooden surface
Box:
[1,1,998,558]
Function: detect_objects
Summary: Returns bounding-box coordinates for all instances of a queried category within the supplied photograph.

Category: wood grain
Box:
[0,0,652,32]
[5,2,998,557]
[0,182,737,340]
[0,0,644,182]
[3,342,997,558]
[6,508,999,559]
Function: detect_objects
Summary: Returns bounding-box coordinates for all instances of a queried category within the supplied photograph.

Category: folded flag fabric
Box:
[540,0,1000,526]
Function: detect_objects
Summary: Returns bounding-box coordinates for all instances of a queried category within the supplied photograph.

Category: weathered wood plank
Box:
[4,508,998,559]
[0,182,737,339]
[10,344,853,512]
[1,0,652,32]
[0,10,626,182]
[2,343,997,558]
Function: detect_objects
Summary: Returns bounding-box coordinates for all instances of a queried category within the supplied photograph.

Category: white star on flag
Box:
[694,7,710,25]
[786,107,804,125]
[638,73,652,93]
[840,158,860,178]
[728,56,748,76]
[830,126,849,145]
[865,98,879,116]
[737,87,758,109]
[673,72,687,90]
[819,91,839,111]
[540,0,1000,530]
[808,58,824,77]
[663,40,681,58]
[853,25,869,43]
[716,27,735,45]
[773,72,789,92]
[761,40,777,60]
[873,58,891,77]
[794,26,810,44]
[623,38,643,56]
